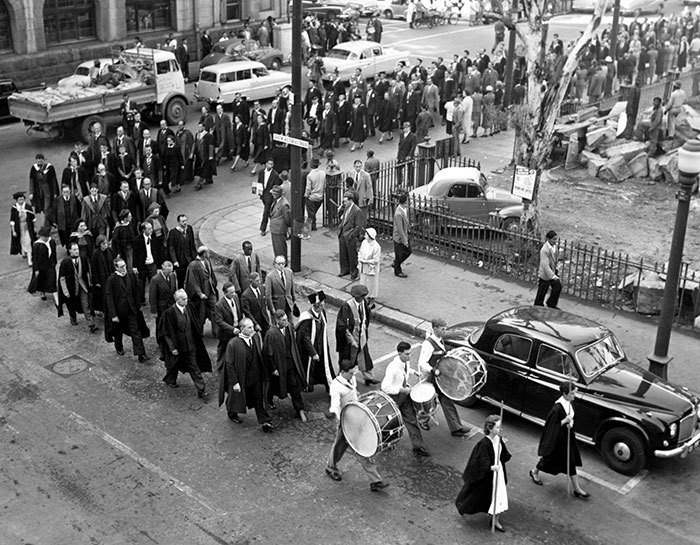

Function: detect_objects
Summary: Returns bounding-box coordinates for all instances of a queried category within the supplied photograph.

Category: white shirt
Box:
[329,374,357,419]
[144,234,154,265]
[381,355,410,395]
[176,303,186,314]
[418,333,444,375]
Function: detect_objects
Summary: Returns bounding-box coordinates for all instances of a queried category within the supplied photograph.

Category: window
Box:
[447,184,466,198]
[44,0,95,45]
[372,47,382,56]
[225,0,242,21]
[536,345,578,379]
[199,71,217,83]
[156,61,170,75]
[466,184,483,198]
[0,1,11,52]
[494,334,532,363]
[126,0,172,33]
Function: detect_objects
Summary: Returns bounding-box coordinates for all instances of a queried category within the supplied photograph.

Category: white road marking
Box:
[618,469,649,495]
[392,27,479,45]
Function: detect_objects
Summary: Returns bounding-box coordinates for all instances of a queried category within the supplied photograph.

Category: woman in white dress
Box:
[357,227,381,307]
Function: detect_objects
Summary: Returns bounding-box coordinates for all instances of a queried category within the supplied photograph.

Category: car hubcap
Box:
[613,441,632,462]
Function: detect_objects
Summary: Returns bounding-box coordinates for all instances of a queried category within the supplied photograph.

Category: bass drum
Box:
[435,347,487,401]
[341,391,404,457]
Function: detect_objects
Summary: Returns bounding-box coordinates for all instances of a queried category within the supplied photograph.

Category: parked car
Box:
[321,40,409,83]
[572,0,663,14]
[293,0,357,19]
[378,0,409,19]
[444,306,700,475]
[341,0,381,17]
[409,167,522,229]
[57,58,114,88]
[0,80,19,122]
[200,39,285,71]
[194,61,292,105]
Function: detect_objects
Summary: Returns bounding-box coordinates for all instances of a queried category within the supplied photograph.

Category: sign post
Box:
[511,166,537,201]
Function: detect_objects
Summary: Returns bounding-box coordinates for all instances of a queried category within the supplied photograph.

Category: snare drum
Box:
[410,382,439,418]
[341,391,404,457]
[435,347,487,401]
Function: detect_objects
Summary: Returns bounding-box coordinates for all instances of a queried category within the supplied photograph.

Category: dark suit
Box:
[269,196,291,261]
[138,187,169,221]
[396,129,418,185]
[133,233,159,302]
[403,90,422,128]
[61,166,90,200]
[258,168,281,233]
[57,255,92,323]
[214,294,242,368]
[263,324,307,411]
[167,225,196,288]
[184,257,218,335]
[228,251,261,294]
[337,202,365,277]
[267,107,286,135]
[104,271,146,356]
[113,135,136,160]
[214,113,233,161]
[265,267,295,321]
[149,271,177,322]
[49,195,82,247]
[241,285,270,335]
[81,194,111,237]
[159,304,206,392]
[111,189,141,224]
[140,153,162,188]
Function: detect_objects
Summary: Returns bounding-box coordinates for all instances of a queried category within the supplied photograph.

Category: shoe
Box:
[165,382,179,389]
[41,295,47,301]
[198,390,210,401]
[260,230,267,236]
[350,273,359,281]
[194,184,202,191]
[573,490,591,499]
[413,446,430,457]
[370,481,389,492]
[364,379,380,386]
[395,272,408,278]
[529,470,543,486]
[228,414,242,423]
[299,410,308,423]
[325,467,342,481]
[262,422,277,433]
[451,428,470,437]
[338,271,350,277]
[311,226,317,231]
[138,355,151,363]
[115,348,125,356]
[491,520,505,532]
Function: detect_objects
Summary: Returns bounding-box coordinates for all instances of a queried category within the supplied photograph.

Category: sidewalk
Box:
[197,128,700,390]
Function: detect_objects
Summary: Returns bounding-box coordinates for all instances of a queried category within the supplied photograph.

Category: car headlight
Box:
[669,422,678,438]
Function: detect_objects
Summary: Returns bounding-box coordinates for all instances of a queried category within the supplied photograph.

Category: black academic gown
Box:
[263,324,307,399]
[455,436,511,515]
[536,401,582,476]
[296,309,335,391]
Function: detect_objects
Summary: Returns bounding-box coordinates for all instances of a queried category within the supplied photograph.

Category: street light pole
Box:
[610,0,621,61]
[648,140,700,380]
[503,10,517,108]
[290,0,303,272]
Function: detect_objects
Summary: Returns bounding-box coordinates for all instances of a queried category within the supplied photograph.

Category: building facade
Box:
[0,0,286,87]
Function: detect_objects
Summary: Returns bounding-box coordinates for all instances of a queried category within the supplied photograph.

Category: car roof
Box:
[124,48,176,61]
[331,40,382,52]
[200,60,267,73]
[485,306,611,350]
[432,167,482,184]
[78,58,114,68]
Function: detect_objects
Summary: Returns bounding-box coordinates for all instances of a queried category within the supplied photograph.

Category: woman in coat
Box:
[376,91,396,143]
[251,114,270,175]
[481,86,496,137]
[348,96,367,152]
[455,414,511,532]
[10,192,36,266]
[529,381,590,499]
[230,115,250,172]
[89,235,114,314]
[357,228,381,307]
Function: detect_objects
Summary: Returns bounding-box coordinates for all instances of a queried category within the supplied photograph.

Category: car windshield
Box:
[576,334,625,378]
[75,67,90,76]
[327,49,352,60]
[199,71,218,83]
[253,67,269,77]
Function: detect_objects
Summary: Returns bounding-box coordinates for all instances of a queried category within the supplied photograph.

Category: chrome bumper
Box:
[654,428,700,458]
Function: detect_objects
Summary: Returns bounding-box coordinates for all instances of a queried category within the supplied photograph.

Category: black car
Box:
[0,80,18,122]
[446,306,700,475]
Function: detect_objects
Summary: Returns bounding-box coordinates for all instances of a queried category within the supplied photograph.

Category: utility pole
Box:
[503,10,518,108]
[610,0,621,61]
[290,0,303,272]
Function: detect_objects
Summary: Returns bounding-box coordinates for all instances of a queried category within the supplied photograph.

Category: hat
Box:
[350,284,369,298]
[674,80,681,88]
[12,191,25,200]
[271,185,283,197]
[605,56,613,62]
[485,85,493,92]
[38,226,51,237]
[308,290,326,304]
[365,227,377,239]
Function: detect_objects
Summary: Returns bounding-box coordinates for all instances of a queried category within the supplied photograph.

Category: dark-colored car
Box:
[445,306,700,475]
[0,80,18,122]
[200,39,285,70]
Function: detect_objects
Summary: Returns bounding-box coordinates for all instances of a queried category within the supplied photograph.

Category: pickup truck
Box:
[9,48,189,142]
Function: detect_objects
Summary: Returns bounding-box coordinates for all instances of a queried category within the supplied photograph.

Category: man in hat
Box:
[265,255,296,322]
[268,185,291,261]
[10,192,36,266]
[337,191,365,280]
[58,241,98,332]
[184,245,219,336]
[228,240,261,296]
[297,290,335,392]
[665,81,686,140]
[304,158,325,232]
[336,284,378,385]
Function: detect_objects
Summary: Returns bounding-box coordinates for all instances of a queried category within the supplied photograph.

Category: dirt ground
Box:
[490,166,700,272]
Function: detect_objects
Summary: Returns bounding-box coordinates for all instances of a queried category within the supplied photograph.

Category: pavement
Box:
[196,125,700,388]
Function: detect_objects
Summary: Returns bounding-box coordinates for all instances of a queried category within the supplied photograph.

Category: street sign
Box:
[511,166,537,200]
[273,133,311,149]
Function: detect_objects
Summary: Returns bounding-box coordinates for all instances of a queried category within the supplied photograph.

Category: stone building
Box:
[0,0,285,87]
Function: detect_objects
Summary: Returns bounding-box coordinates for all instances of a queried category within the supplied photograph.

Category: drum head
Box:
[341,403,379,457]
[436,348,486,401]
[410,382,437,403]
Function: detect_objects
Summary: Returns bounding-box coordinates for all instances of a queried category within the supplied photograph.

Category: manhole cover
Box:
[46,355,92,377]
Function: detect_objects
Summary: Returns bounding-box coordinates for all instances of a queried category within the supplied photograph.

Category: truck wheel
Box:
[165,97,188,125]
[80,115,105,143]
[600,427,647,476]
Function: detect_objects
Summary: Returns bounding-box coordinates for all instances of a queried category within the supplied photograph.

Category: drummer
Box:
[326,359,389,492]
[381,341,430,457]
[418,317,471,437]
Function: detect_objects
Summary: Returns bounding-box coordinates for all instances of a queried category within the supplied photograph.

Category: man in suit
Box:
[214,282,242,369]
[214,103,233,164]
[86,122,110,173]
[396,122,417,186]
[168,214,197,288]
[131,112,146,146]
[82,184,111,237]
[113,125,136,160]
[176,38,190,81]
[337,191,365,280]
[29,153,59,216]
[232,93,250,126]
[351,160,373,216]
[96,142,118,179]
[137,129,157,167]
[176,121,195,184]
[258,159,281,236]
[268,185,291,261]
[133,221,159,304]
[111,180,141,226]
[58,241,97,333]
[140,145,162,189]
[159,289,209,399]
[228,240,261,296]
[184,245,219,336]
[49,184,81,247]
[268,98,286,136]
[120,95,138,135]
[365,84,378,137]
[61,155,90,201]
[104,257,149,362]
[241,272,270,336]
[403,83,422,129]
[149,260,177,324]
[319,101,337,151]
[392,192,411,278]
[138,177,169,222]
[156,120,176,158]
[265,255,295,322]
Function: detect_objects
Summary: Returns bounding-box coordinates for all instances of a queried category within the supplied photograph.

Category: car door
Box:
[230,68,252,102]
[523,343,580,424]
[445,182,488,221]
[478,333,531,414]
[359,47,375,76]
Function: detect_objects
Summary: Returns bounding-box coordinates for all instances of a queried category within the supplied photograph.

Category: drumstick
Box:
[491,401,504,534]
[566,374,573,497]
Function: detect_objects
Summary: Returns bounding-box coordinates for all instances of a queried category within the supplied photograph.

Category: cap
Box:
[308,290,326,304]
[271,185,283,196]
[365,227,377,239]
[12,191,25,200]
[350,284,369,298]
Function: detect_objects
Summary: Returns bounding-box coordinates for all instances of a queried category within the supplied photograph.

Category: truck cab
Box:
[0,80,18,121]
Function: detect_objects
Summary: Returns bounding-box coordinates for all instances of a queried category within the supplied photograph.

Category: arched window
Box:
[126,0,173,33]
[44,0,95,45]
[0,1,12,52]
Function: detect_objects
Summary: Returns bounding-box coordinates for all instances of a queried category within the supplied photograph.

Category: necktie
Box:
[146,236,150,245]
[73,258,79,276]
[247,256,252,272]
[358,301,364,324]
[93,197,97,204]
[280,271,286,289]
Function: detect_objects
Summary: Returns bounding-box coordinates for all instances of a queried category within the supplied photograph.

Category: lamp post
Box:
[648,140,700,380]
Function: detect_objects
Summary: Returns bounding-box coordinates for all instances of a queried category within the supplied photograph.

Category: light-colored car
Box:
[194,60,292,105]
[409,167,522,228]
[58,58,114,88]
[572,0,663,14]
[378,0,409,19]
[321,40,409,82]
[342,0,381,17]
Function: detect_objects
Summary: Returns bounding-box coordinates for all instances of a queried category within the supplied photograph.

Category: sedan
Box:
[57,58,114,87]
[321,40,410,82]
[572,0,663,14]
[200,39,285,70]
[445,306,700,475]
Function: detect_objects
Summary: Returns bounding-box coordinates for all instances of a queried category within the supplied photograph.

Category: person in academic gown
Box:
[10,192,36,265]
[27,226,58,305]
[296,290,335,392]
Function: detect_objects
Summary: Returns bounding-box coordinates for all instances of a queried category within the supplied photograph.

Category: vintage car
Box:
[294,0,358,19]
[57,58,115,88]
[378,0,409,19]
[321,40,409,83]
[199,39,286,70]
[445,306,700,475]
[572,0,663,13]
[194,61,292,105]
[409,167,522,229]
[341,0,381,17]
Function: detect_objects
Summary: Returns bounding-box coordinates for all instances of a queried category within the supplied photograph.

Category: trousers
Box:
[327,424,382,482]
[534,277,562,308]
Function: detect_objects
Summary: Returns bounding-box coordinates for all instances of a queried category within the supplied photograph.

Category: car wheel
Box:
[270,58,282,71]
[600,427,647,476]
[165,96,188,125]
[79,114,105,143]
[383,9,393,19]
